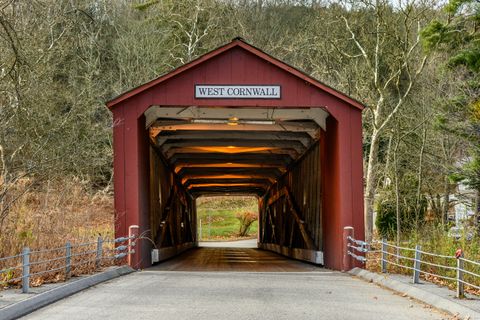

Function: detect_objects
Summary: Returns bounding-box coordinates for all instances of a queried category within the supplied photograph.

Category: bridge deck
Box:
[151,245,321,272]
[21,268,445,320]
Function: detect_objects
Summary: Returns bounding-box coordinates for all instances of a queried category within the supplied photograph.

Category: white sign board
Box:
[195,85,281,99]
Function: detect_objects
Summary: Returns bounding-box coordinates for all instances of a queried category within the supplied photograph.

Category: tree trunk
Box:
[364,130,381,242]
[393,139,401,246]
[443,177,450,226]
[415,116,427,229]
[475,190,480,233]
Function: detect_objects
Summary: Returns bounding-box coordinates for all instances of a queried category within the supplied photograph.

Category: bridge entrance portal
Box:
[106,38,364,271]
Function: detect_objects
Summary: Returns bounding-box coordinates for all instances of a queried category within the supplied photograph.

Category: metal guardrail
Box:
[0,235,136,293]
[346,231,480,298]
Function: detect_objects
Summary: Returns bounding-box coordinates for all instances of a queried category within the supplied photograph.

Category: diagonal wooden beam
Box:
[285,188,316,250]
[264,186,316,250]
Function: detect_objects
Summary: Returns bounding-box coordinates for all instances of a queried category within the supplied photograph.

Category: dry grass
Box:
[366,229,480,296]
[0,178,115,288]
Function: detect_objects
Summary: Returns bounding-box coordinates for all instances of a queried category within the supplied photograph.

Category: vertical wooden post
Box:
[342,226,354,271]
[413,245,421,284]
[22,247,30,294]
[128,225,140,268]
[456,249,465,299]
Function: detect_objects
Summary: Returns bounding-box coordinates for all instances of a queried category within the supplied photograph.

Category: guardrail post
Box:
[65,241,71,279]
[413,244,421,284]
[128,225,140,268]
[342,226,354,272]
[456,249,464,299]
[22,247,30,294]
[96,236,103,269]
[381,239,387,273]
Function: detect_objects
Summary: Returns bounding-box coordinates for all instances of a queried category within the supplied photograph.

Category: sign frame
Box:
[194,84,282,100]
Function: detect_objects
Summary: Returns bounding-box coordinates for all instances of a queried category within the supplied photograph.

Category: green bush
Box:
[375,200,397,239]
[375,194,427,240]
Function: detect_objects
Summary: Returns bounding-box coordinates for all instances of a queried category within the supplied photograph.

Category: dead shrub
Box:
[235,211,258,237]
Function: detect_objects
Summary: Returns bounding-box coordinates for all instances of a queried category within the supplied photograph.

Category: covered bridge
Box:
[106,38,365,271]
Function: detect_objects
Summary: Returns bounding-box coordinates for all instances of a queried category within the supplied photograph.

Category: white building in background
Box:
[452,181,476,226]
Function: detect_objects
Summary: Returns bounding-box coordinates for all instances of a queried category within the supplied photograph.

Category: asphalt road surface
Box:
[21,243,448,320]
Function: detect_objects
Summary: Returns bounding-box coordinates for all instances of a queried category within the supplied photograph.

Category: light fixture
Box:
[227,116,239,126]
[191,119,227,124]
[239,120,275,125]
[190,119,275,125]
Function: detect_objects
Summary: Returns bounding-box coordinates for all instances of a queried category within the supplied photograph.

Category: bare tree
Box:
[330,0,432,240]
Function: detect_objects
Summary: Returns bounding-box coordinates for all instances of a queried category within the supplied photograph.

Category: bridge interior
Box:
[146,106,327,266]
[152,240,321,272]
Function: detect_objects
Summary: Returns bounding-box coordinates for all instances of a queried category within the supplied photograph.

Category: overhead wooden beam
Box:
[149,121,321,139]
[164,147,299,159]
[157,130,313,148]
[160,139,306,155]
[144,106,329,130]
[174,163,287,173]
[189,186,266,196]
[181,174,277,184]
[169,153,293,166]
[177,167,283,179]
[187,183,268,189]
[184,178,272,188]
[192,193,263,198]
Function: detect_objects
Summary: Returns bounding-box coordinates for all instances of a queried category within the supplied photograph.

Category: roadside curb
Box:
[349,268,480,320]
[0,265,134,320]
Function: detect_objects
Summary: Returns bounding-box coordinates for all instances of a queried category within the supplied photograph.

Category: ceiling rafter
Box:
[145,106,324,197]
[157,130,313,148]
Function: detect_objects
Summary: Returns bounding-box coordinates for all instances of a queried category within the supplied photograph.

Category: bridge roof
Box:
[106,38,365,111]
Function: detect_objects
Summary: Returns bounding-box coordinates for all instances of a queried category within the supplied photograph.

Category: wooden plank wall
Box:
[259,141,322,250]
[149,146,196,249]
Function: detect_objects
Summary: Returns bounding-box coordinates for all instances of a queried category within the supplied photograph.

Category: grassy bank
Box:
[367,226,480,296]
[196,196,258,240]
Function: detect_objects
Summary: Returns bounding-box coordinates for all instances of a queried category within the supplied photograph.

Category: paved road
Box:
[21,246,448,320]
[199,238,257,248]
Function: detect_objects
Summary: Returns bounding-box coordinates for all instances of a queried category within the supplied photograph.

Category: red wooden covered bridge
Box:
[106,38,365,271]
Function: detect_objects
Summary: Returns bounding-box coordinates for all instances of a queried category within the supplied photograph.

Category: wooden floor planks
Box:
[150,247,323,272]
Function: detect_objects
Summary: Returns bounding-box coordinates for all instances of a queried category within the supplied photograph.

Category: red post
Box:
[128,225,140,268]
[342,226,354,271]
